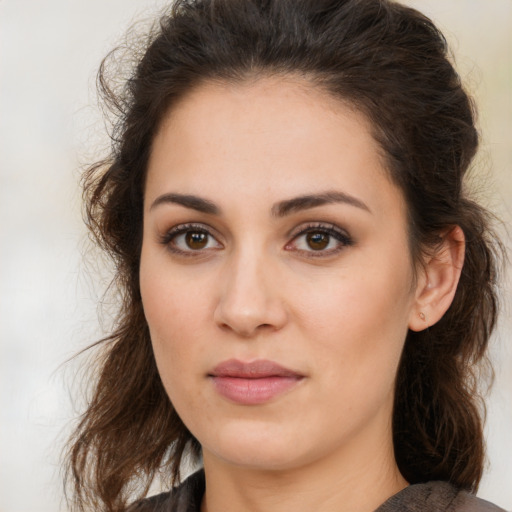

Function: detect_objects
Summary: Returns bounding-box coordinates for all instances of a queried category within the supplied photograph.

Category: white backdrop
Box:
[1,1,511,511]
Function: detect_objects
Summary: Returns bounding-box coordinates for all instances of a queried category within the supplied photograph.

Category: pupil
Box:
[186,231,208,249]
[307,232,329,250]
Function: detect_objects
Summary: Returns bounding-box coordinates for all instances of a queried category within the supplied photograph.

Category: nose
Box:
[213,249,288,338]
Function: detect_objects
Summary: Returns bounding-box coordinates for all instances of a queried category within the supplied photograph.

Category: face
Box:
[140,77,420,473]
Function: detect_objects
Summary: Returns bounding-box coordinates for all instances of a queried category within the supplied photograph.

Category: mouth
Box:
[208,359,304,405]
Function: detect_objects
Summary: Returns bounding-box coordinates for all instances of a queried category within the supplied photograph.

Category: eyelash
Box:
[286,222,354,257]
[159,223,222,257]
[159,222,354,258]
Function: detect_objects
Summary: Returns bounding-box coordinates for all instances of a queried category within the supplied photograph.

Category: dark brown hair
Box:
[65,1,503,510]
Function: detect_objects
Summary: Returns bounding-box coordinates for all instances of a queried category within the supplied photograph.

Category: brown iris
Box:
[185,231,208,249]
[306,232,329,250]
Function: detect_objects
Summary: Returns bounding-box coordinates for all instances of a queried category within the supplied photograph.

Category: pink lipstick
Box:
[209,359,304,405]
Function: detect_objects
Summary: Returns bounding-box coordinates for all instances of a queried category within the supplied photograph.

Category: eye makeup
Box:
[159,222,223,257]
[285,222,354,258]
[158,219,354,260]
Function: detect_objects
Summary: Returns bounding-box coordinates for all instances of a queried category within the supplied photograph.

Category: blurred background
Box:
[1,1,510,510]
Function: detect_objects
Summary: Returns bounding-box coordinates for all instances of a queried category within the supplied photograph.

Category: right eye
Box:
[161,224,223,255]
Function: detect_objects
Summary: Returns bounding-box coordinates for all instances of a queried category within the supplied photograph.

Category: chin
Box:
[212,447,307,472]
[201,421,317,471]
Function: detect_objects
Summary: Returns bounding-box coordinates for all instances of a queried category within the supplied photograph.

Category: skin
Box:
[139,76,464,512]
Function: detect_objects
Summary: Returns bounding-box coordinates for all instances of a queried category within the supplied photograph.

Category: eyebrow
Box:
[272,191,371,217]
[149,190,371,216]
[150,193,220,215]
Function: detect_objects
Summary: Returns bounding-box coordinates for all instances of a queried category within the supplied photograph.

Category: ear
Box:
[408,226,465,332]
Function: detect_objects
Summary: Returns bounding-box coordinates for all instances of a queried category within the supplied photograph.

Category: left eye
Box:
[287,226,353,254]
[302,232,332,250]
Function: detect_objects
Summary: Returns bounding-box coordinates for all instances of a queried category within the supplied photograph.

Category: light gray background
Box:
[1,1,511,511]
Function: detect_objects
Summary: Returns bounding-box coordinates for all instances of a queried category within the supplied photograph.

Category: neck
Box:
[201,430,407,512]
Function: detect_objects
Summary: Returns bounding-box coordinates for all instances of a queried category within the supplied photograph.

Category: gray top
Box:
[128,470,506,512]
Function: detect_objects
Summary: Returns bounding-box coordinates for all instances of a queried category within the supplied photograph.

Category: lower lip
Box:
[210,376,302,405]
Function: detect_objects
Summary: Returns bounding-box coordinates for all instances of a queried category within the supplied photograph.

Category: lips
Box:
[209,359,304,405]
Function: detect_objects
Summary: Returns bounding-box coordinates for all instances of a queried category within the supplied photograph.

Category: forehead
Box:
[146,76,404,218]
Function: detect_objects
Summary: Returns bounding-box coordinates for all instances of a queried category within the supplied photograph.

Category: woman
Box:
[65,1,505,511]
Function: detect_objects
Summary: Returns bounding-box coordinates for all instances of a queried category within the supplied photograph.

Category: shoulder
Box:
[376,481,506,512]
[127,470,205,512]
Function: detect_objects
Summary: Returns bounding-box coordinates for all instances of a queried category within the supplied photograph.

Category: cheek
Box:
[140,270,210,421]
[299,285,410,437]
[294,261,413,384]
[140,242,211,333]
[139,253,208,383]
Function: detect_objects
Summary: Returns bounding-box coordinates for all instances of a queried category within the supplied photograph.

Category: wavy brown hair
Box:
[65,0,503,510]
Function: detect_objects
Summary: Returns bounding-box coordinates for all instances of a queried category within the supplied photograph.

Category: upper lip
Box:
[210,359,303,378]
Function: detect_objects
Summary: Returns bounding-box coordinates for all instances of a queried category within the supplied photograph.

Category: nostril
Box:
[216,320,276,338]
[213,270,288,336]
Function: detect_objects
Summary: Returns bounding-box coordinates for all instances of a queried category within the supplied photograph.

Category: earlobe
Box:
[408,226,465,332]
